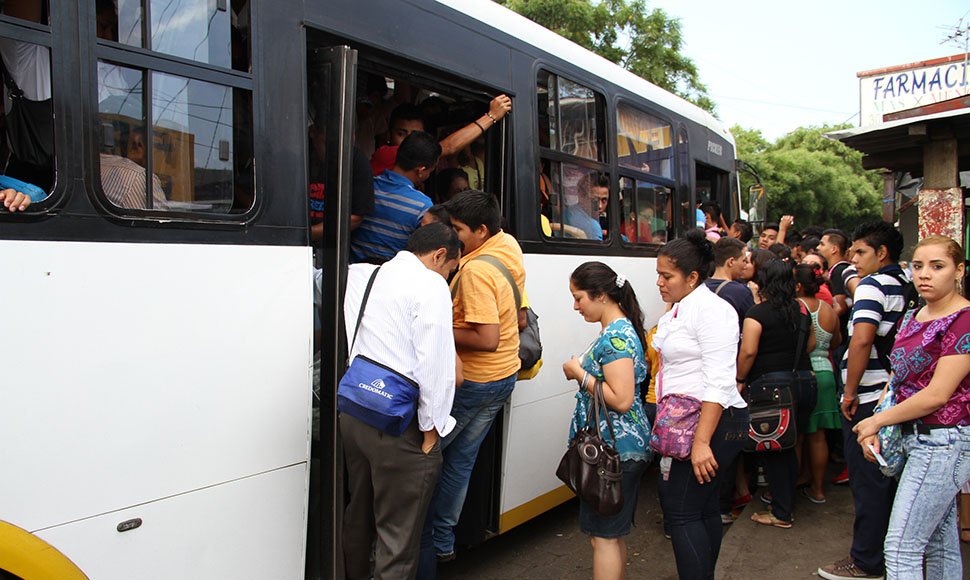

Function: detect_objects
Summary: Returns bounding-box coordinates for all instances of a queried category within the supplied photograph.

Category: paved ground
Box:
[439,464,970,579]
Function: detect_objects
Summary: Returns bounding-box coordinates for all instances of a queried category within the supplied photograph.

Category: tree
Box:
[732,124,882,232]
[496,0,715,113]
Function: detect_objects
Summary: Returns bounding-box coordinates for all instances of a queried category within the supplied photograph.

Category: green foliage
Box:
[732,124,882,232]
[496,0,715,113]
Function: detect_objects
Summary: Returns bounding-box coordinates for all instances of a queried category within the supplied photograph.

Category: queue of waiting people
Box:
[303,77,970,580]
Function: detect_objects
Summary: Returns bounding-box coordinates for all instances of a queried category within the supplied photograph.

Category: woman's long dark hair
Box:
[757,258,799,329]
[571,261,647,352]
[748,248,775,280]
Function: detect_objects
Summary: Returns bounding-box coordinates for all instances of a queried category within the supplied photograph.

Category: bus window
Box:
[0,33,54,198]
[1,0,50,26]
[543,160,609,241]
[537,70,608,241]
[96,64,254,213]
[98,0,251,73]
[617,103,672,179]
[620,176,670,244]
[536,70,604,162]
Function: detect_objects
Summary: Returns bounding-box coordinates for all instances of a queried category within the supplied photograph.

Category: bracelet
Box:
[581,371,589,391]
[473,120,486,134]
[486,111,497,122]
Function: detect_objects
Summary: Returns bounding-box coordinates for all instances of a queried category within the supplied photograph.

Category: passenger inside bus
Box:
[433,167,470,203]
[99,126,169,210]
[0,0,54,196]
[563,172,607,240]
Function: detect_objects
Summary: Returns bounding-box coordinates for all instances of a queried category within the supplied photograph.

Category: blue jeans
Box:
[659,406,748,580]
[430,373,517,555]
[884,426,970,580]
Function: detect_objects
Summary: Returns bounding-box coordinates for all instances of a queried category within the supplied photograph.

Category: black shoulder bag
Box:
[0,54,54,168]
[744,313,816,452]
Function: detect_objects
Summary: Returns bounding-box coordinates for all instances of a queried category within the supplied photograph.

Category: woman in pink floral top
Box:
[854,235,970,580]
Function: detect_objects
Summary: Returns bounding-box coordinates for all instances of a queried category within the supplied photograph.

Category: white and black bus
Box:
[0,1,737,578]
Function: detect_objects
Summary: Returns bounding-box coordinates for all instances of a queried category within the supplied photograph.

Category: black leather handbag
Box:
[556,380,623,516]
[744,314,816,452]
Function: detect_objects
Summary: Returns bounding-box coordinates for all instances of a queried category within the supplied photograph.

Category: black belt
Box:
[900,422,950,436]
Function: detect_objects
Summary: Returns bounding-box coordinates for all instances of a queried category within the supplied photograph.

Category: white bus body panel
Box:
[0,241,312,573]
[502,253,662,515]
[36,464,307,580]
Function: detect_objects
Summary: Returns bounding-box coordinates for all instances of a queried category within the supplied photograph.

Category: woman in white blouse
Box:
[652,229,749,579]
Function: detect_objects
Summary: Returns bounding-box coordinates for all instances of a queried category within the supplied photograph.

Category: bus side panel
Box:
[35,464,307,580]
[0,241,313,532]
[501,253,661,524]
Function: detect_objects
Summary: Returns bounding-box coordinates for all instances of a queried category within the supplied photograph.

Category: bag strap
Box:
[0,54,24,98]
[348,267,382,355]
[791,312,809,372]
[594,380,617,445]
[714,279,730,296]
[452,254,522,311]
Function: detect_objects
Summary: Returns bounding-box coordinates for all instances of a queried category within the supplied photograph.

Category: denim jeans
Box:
[842,399,897,574]
[430,373,517,555]
[884,426,970,580]
[659,406,748,580]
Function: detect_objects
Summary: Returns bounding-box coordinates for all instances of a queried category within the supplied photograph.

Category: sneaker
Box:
[436,551,456,563]
[720,512,735,525]
[832,467,850,485]
[817,556,884,580]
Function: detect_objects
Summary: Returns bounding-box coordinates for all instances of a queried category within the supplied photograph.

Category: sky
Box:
[649,0,970,140]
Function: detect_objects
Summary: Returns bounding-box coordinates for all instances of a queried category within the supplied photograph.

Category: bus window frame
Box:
[533,64,612,247]
[613,97,677,248]
[87,1,258,225]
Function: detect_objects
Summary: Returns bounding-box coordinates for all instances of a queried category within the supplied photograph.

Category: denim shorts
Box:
[579,459,647,538]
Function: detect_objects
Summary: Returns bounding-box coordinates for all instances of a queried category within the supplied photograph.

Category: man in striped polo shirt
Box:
[350,131,439,263]
[819,221,906,580]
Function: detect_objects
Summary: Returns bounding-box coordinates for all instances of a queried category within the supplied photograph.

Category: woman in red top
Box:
[854,235,970,580]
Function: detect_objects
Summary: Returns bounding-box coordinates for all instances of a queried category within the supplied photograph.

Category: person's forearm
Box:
[440,115,495,157]
[694,402,723,445]
[736,352,755,381]
[454,326,498,352]
[871,388,950,428]
[844,338,872,395]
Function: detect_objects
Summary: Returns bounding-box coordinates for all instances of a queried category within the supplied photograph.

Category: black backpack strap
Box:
[348,267,381,355]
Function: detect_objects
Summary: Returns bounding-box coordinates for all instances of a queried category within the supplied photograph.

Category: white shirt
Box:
[653,284,747,409]
[344,251,457,436]
[0,38,51,107]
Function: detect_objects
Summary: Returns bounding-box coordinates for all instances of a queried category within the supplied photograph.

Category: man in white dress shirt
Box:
[340,222,462,580]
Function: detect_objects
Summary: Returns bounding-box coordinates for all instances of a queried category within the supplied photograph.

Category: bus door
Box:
[305,39,357,580]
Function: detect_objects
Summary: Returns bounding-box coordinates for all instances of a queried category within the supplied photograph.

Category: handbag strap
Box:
[791,312,809,372]
[348,267,382,356]
[585,379,617,445]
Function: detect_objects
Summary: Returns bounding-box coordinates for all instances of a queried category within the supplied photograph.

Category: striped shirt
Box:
[100,153,169,210]
[350,170,431,263]
[840,264,909,404]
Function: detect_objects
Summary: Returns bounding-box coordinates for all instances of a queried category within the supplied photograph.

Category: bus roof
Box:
[435,0,734,146]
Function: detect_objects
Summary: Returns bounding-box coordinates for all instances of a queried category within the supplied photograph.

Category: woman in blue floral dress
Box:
[562,261,651,580]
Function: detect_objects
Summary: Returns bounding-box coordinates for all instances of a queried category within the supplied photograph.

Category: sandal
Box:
[801,487,826,504]
[750,511,792,529]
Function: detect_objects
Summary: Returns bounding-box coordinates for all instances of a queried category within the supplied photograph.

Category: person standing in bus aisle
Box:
[817,221,907,580]
[703,237,756,524]
[340,223,462,580]
[561,262,651,580]
[350,131,440,264]
[652,229,749,579]
[423,190,525,569]
[370,95,512,176]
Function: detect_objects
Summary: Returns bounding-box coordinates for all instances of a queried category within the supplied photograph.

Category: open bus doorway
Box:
[695,162,732,233]
[305,27,513,579]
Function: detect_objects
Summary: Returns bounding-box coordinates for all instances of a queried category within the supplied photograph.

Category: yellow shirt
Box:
[451,230,525,382]
[645,325,659,404]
